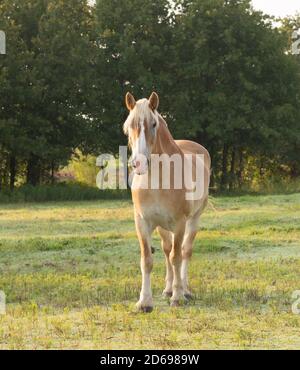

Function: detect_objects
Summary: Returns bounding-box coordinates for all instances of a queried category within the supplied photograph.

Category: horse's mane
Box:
[123,99,159,135]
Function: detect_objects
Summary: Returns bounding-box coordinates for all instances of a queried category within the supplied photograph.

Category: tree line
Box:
[0,0,299,191]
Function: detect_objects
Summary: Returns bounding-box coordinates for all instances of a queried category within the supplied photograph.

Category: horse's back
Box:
[175,140,211,170]
[175,140,210,213]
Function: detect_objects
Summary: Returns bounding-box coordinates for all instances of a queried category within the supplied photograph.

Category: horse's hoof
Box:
[136,301,153,313]
[184,293,194,300]
[170,300,180,307]
[141,306,153,313]
[162,291,172,298]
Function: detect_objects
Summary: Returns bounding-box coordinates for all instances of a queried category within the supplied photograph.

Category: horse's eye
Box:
[152,122,157,128]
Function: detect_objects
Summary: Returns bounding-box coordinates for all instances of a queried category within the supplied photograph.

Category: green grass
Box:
[0,193,300,349]
[0,184,130,203]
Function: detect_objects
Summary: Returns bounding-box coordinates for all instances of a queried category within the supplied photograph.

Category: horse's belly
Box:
[139,204,176,230]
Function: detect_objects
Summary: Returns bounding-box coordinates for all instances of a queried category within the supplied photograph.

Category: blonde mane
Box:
[123,99,159,135]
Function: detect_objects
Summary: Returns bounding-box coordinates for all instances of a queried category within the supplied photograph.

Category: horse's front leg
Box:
[170,219,186,306]
[135,213,154,313]
[157,226,173,297]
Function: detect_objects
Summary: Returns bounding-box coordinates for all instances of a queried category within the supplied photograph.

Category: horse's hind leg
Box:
[170,219,186,306]
[157,227,173,297]
[181,212,200,299]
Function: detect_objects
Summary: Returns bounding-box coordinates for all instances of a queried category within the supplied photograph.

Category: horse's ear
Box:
[125,92,136,111]
[149,92,159,111]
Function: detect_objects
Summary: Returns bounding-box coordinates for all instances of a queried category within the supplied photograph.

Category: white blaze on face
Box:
[132,120,149,175]
[124,98,159,175]
[134,120,146,157]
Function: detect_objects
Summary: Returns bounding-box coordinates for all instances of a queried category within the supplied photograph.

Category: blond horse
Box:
[124,92,210,312]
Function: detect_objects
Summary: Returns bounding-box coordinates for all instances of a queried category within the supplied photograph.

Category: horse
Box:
[123,92,210,312]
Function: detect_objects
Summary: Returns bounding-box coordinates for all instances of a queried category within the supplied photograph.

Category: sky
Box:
[252,0,300,17]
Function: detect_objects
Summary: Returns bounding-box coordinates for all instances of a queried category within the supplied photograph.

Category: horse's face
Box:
[124,92,159,175]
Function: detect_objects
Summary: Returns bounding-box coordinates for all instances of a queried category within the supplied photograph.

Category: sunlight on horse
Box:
[124,92,211,312]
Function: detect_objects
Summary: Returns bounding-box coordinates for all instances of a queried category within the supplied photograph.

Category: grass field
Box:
[0,193,300,349]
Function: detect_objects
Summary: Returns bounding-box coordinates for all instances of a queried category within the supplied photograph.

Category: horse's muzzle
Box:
[130,154,149,175]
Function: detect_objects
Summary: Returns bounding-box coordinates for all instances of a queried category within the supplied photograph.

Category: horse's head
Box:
[123,92,160,175]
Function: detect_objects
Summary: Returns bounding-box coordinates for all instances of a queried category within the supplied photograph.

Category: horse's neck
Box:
[153,116,182,156]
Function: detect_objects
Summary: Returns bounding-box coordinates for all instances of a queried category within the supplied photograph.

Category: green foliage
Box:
[0,0,96,186]
[66,151,99,187]
[91,0,174,153]
[93,0,300,190]
[0,0,300,191]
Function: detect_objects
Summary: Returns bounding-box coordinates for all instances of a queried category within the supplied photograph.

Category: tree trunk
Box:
[290,162,299,179]
[220,144,229,191]
[208,144,215,190]
[229,148,236,191]
[26,155,41,186]
[0,164,2,191]
[259,155,264,177]
[9,155,17,191]
[237,148,244,189]
[51,161,55,185]
[210,169,215,190]
[2,156,8,188]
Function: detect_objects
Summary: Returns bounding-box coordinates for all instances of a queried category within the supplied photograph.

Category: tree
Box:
[0,1,43,188]
[169,0,300,189]
[92,0,175,154]
[0,0,96,186]
[1,0,299,191]
[279,15,300,179]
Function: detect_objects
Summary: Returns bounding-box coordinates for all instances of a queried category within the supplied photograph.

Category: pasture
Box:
[0,193,299,349]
